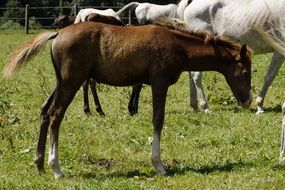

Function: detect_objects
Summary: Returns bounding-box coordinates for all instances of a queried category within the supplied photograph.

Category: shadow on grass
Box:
[249,104,281,114]
[76,169,156,180]
[166,160,254,176]
[203,104,281,114]
[271,164,285,171]
[76,159,254,180]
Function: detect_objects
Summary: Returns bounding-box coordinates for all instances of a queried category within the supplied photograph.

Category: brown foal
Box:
[4,21,252,178]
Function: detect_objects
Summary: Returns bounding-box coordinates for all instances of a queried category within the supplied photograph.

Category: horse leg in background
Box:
[82,80,91,114]
[48,80,82,179]
[128,84,142,116]
[150,80,169,175]
[89,78,105,117]
[189,72,199,112]
[256,52,285,114]
[189,71,209,112]
[34,90,56,172]
[280,102,285,165]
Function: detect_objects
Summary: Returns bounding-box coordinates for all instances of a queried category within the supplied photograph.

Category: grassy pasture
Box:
[1,29,285,189]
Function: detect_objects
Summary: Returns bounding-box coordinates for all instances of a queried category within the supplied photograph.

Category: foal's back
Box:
[52,22,183,86]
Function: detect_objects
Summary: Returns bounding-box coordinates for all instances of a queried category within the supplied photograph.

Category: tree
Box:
[3,0,24,20]
[0,0,8,8]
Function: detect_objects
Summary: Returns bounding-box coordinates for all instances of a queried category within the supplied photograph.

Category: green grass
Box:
[1,29,285,189]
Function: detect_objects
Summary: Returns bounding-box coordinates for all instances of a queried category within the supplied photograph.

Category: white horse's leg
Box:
[190,72,210,112]
[189,72,199,112]
[256,52,285,114]
[280,102,285,165]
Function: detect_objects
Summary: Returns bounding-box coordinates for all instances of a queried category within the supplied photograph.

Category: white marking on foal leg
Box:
[151,132,166,175]
[256,52,284,114]
[280,102,285,166]
[48,140,64,179]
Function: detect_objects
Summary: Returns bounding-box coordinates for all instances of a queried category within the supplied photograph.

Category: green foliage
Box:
[0,20,22,29]
[28,17,41,29]
[1,31,285,189]
[3,0,24,21]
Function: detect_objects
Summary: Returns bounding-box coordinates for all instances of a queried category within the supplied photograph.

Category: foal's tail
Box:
[3,31,58,79]
[115,2,139,17]
[255,18,285,57]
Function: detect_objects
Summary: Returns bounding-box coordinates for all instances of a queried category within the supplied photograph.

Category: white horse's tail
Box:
[116,2,139,17]
[74,9,83,24]
[177,0,191,20]
[255,18,285,57]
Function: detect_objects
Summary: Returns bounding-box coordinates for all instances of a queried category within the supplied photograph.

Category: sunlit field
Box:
[1,29,285,189]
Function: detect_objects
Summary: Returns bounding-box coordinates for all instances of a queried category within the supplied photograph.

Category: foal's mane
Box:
[153,18,242,50]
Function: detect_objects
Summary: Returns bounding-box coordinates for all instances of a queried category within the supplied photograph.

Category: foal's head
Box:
[153,18,253,108]
[222,44,252,108]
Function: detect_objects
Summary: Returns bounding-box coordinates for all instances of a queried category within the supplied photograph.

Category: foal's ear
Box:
[240,44,248,60]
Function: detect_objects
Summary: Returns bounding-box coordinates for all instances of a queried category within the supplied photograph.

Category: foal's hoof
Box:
[98,111,106,117]
[84,109,91,115]
[128,109,138,116]
[129,111,137,116]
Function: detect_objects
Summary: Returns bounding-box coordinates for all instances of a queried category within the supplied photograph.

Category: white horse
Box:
[178,0,285,114]
[116,2,179,24]
[74,8,120,23]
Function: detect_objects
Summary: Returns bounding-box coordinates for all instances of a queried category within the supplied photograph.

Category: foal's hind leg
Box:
[47,82,81,179]
[128,84,142,116]
[89,78,105,117]
[256,52,284,114]
[34,90,56,172]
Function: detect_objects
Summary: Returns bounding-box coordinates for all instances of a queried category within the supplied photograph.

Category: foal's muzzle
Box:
[238,92,252,109]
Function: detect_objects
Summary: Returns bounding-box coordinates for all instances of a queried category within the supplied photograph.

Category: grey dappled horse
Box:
[178,0,285,114]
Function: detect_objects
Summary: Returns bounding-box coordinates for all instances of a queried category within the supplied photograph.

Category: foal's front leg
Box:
[151,81,169,175]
